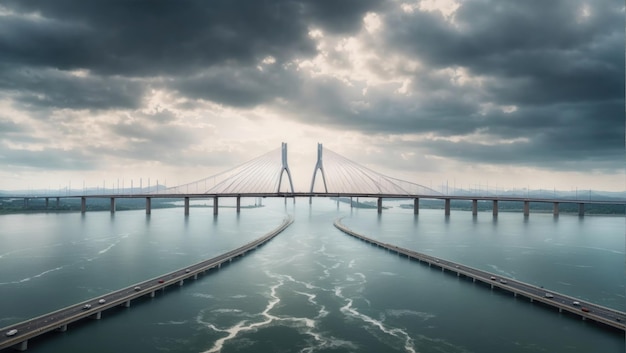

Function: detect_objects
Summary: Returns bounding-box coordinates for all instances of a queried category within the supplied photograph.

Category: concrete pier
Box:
[472,199,478,216]
[523,201,530,216]
[178,280,184,286]
[444,198,450,216]
[150,291,155,298]
[213,196,218,215]
[56,197,60,207]
[184,197,190,215]
[578,203,585,217]
[492,200,498,216]
[81,197,86,213]
[123,300,130,308]
[56,325,67,332]
[45,198,49,209]
[377,197,382,214]
[15,340,27,351]
[413,198,419,214]
[146,197,151,214]
[110,197,116,213]
[91,312,101,320]
[236,196,241,213]
[553,202,559,216]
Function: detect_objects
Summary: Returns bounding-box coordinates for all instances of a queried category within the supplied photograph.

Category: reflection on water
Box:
[0,198,623,353]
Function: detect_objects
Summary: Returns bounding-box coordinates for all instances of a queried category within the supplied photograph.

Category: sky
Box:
[0,0,624,193]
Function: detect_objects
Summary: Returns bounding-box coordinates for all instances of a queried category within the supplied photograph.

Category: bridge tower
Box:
[309,143,329,201]
[277,142,295,193]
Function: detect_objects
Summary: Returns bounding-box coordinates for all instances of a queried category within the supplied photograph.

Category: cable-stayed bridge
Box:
[2,143,625,216]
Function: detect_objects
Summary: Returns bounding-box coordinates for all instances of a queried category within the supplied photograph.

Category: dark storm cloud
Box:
[0,0,379,76]
[0,0,622,175]
[0,64,144,110]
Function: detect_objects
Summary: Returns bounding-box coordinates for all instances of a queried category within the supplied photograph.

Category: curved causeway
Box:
[0,216,294,352]
[333,218,625,333]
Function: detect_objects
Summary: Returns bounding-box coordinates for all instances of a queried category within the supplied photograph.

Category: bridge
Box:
[3,143,624,217]
[333,218,626,332]
[0,217,293,352]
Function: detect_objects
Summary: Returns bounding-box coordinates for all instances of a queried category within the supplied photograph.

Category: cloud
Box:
[0,0,622,190]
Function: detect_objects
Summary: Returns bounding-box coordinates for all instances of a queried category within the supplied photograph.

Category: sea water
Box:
[0,198,622,352]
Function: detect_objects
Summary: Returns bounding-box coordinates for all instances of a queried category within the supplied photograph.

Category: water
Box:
[0,198,623,352]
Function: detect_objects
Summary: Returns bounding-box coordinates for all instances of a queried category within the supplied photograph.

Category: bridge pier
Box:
[213,196,218,215]
[184,197,190,215]
[236,196,241,213]
[492,200,498,216]
[377,198,382,214]
[150,291,155,298]
[178,279,184,286]
[444,198,450,216]
[472,199,477,216]
[553,202,559,216]
[523,201,530,217]
[193,273,198,280]
[123,300,131,308]
[56,197,60,207]
[14,340,28,351]
[110,197,116,213]
[91,311,102,320]
[23,198,29,208]
[146,197,151,214]
[81,197,86,213]
[45,197,49,209]
[578,203,585,217]
[56,324,67,332]
[413,198,419,214]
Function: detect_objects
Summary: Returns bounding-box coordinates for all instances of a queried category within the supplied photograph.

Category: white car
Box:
[544,293,554,299]
[5,329,18,337]
[82,304,92,310]
[572,301,580,306]
[98,299,106,304]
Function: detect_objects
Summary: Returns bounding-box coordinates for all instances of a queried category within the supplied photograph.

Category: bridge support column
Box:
[377,198,382,214]
[45,197,49,209]
[24,198,29,208]
[56,197,60,207]
[146,197,151,214]
[178,279,184,286]
[184,197,190,215]
[523,201,530,217]
[472,199,477,216]
[110,197,116,213]
[14,340,28,351]
[123,300,131,308]
[91,311,102,320]
[213,197,218,215]
[578,203,585,217]
[553,202,559,216]
[444,198,450,216]
[150,291,155,298]
[194,274,198,280]
[81,197,86,213]
[350,197,353,209]
[57,324,68,332]
[236,196,241,213]
[413,198,419,214]
[492,200,498,216]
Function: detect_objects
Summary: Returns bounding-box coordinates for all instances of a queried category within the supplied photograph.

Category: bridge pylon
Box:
[277,142,295,193]
[309,143,329,202]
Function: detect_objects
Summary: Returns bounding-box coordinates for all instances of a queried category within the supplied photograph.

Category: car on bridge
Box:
[5,329,17,337]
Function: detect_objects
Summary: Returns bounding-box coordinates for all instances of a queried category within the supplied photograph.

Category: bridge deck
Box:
[0,216,293,352]
[333,218,626,332]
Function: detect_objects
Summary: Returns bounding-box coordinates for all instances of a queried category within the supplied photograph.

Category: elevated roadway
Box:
[334,218,626,333]
[0,216,293,352]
